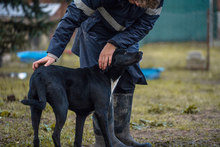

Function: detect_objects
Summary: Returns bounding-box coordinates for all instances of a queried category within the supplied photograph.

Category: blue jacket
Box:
[47,0,164,84]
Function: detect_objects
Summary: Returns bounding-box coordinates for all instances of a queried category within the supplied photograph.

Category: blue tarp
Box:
[17,51,47,63]
[141,67,165,80]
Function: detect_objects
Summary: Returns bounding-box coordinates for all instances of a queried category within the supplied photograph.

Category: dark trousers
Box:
[114,69,135,94]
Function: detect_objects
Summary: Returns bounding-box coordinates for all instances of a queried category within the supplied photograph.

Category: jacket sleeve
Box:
[108,0,164,49]
[47,0,111,58]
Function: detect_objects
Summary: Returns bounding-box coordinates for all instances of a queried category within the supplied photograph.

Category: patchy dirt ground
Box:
[132,110,220,146]
[1,42,220,147]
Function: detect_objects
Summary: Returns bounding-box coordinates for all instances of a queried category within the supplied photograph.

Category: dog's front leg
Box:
[74,114,87,147]
[94,111,113,147]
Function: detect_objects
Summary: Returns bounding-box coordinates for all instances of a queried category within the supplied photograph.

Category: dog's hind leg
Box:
[74,114,87,147]
[52,104,68,147]
[31,106,42,147]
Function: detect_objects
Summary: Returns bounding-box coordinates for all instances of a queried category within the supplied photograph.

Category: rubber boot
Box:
[114,93,152,147]
[93,96,132,147]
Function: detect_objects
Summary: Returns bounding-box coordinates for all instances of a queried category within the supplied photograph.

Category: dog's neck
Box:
[101,65,126,82]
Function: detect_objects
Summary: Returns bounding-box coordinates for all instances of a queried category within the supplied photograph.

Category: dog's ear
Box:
[111,49,127,65]
[111,58,116,65]
[113,49,127,55]
[112,49,127,62]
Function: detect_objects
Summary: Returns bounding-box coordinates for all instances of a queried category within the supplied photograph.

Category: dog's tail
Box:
[21,79,47,110]
[21,99,46,110]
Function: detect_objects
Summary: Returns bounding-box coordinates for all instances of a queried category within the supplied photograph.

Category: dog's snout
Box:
[139,51,143,55]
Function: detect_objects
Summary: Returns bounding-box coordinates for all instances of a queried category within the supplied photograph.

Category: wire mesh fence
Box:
[139,0,220,47]
[138,0,219,71]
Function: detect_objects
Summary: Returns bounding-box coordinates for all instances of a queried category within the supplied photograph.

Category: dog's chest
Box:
[110,78,120,101]
[111,79,119,93]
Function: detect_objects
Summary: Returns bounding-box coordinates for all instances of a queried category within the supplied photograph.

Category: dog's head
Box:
[102,49,143,81]
[111,49,143,68]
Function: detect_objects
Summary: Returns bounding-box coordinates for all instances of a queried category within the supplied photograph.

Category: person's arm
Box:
[47,0,97,58]
[107,0,164,49]
[98,0,163,70]
[33,0,111,70]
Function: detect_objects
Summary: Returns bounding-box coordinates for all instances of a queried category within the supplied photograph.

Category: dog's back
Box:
[22,65,111,113]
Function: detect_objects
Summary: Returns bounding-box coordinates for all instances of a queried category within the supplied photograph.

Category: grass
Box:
[0,42,220,147]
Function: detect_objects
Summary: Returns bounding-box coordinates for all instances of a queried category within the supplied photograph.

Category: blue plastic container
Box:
[141,67,165,80]
[17,51,47,63]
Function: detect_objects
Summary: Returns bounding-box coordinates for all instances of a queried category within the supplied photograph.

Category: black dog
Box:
[21,49,143,147]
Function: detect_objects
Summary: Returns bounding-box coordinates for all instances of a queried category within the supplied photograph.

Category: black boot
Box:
[114,93,152,147]
[93,96,132,147]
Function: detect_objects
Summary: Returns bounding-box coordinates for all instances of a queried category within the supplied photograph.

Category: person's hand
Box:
[32,56,56,70]
[99,43,116,70]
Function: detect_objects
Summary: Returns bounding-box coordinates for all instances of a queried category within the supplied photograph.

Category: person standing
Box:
[33,0,164,146]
